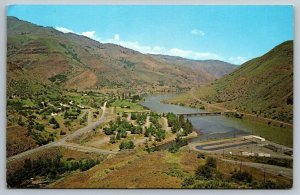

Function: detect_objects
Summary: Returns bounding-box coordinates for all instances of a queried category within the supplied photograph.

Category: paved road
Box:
[57,142,117,155]
[7,102,109,163]
[221,158,293,179]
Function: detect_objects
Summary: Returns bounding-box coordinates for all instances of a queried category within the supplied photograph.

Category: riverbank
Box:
[141,93,293,148]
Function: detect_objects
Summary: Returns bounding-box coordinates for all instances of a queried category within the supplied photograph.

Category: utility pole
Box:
[238,151,242,172]
[262,165,266,183]
[223,145,225,157]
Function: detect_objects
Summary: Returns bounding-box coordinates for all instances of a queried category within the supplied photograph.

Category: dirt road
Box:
[7,102,110,163]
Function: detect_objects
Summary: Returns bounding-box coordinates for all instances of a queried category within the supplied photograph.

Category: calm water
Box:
[141,94,250,141]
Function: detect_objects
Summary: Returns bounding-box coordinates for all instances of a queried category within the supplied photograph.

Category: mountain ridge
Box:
[7,16,236,95]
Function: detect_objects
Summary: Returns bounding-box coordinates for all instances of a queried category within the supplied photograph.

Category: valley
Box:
[6,16,293,189]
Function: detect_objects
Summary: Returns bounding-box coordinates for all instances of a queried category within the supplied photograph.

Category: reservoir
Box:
[142,94,250,141]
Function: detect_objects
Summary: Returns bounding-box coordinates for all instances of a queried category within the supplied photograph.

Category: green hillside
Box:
[169,41,293,123]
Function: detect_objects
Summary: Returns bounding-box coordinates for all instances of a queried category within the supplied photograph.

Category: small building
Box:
[77,105,85,109]
[59,103,70,108]
[252,135,266,142]
[258,153,271,157]
[243,135,266,142]
[242,151,255,157]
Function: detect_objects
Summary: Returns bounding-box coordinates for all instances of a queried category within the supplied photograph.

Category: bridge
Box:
[176,111,237,117]
[176,112,222,116]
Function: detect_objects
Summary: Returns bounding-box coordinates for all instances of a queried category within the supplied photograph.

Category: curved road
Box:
[7,102,109,163]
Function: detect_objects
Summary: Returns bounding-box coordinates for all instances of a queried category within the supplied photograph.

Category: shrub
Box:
[131,113,137,120]
[195,157,220,180]
[168,142,179,153]
[197,153,205,159]
[206,157,217,168]
[155,129,166,141]
[231,171,253,183]
[182,176,195,188]
[119,140,135,150]
[195,165,214,179]
[192,180,233,189]
[103,127,114,135]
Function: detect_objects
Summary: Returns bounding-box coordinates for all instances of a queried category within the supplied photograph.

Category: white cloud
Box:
[168,48,221,60]
[191,29,205,36]
[101,35,221,60]
[53,26,222,61]
[81,31,97,39]
[55,26,74,33]
[113,34,120,41]
[228,56,247,65]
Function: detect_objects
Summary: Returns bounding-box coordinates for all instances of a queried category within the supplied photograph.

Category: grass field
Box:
[112,99,145,112]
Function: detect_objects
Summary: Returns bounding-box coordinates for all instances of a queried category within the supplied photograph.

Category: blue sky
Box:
[7,5,293,64]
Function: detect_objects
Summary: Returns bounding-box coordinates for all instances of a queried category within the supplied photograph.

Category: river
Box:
[141,94,250,142]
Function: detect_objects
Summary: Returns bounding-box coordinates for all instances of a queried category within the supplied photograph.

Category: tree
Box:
[53,122,60,129]
[172,122,180,133]
[155,129,166,141]
[49,117,57,124]
[103,127,114,135]
[131,113,137,120]
[35,123,45,131]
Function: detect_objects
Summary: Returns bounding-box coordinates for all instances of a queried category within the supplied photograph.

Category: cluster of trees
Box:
[131,112,147,125]
[144,125,166,142]
[144,113,163,140]
[143,112,166,142]
[119,140,135,150]
[104,117,143,144]
[30,130,55,145]
[7,155,100,188]
[114,92,141,103]
[166,113,193,136]
[149,112,162,128]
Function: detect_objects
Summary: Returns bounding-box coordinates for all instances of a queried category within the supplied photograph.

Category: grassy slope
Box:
[48,150,203,188]
[7,16,235,92]
[170,41,293,124]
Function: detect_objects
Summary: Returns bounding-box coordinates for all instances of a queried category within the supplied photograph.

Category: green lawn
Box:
[112,99,144,112]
